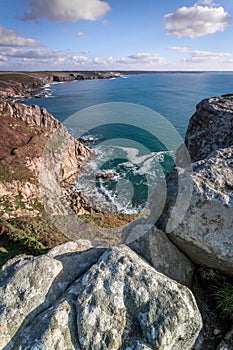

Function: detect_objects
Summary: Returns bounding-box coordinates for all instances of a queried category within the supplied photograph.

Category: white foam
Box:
[71,144,174,214]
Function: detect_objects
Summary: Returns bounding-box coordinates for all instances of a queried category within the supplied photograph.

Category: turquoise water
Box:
[25,72,233,138]
[25,73,233,212]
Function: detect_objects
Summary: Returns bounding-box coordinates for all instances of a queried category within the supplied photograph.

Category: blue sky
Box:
[0,0,233,70]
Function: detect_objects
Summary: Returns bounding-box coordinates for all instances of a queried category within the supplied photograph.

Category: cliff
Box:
[0,71,124,101]
[185,95,233,161]
[0,100,92,264]
[0,95,232,350]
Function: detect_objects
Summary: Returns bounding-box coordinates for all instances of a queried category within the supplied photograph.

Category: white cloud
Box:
[167,46,188,52]
[81,50,90,55]
[0,48,68,59]
[77,31,85,37]
[1,48,233,71]
[196,0,216,6]
[117,53,165,65]
[184,50,231,63]
[73,55,90,63]
[164,5,230,38]
[0,49,166,70]
[0,54,7,62]
[22,0,111,22]
[0,24,42,47]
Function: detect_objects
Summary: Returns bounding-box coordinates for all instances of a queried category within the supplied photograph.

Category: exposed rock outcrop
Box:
[0,71,124,101]
[156,95,233,275]
[158,146,233,274]
[0,100,60,131]
[1,91,232,349]
[166,146,233,274]
[0,242,202,350]
[122,225,194,286]
[0,100,92,219]
[185,95,233,162]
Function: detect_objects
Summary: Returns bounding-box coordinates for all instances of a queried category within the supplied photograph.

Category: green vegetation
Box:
[49,134,64,151]
[213,282,233,320]
[0,216,68,267]
[79,212,140,229]
[0,159,34,182]
[0,72,39,84]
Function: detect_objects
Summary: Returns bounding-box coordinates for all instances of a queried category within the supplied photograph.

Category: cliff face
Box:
[0,95,232,350]
[0,71,124,101]
[0,101,92,220]
[185,95,233,162]
[0,72,51,100]
[155,95,233,275]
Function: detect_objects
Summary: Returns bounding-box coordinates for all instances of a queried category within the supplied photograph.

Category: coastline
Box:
[0,71,126,103]
[0,90,232,349]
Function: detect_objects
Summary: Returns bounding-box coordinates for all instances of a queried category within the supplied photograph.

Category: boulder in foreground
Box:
[122,224,194,287]
[0,243,202,350]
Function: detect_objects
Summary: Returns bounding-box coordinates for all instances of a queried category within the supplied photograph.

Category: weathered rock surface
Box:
[0,241,105,349]
[0,243,202,350]
[0,100,60,131]
[76,245,202,350]
[217,326,233,350]
[122,225,194,286]
[0,100,92,219]
[185,95,233,162]
[159,146,233,274]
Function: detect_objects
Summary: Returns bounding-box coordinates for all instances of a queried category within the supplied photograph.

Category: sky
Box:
[0,0,233,71]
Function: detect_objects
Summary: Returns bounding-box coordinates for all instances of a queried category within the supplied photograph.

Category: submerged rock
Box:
[0,243,202,349]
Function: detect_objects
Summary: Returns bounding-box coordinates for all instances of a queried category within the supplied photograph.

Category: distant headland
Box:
[1,70,232,102]
[0,71,125,102]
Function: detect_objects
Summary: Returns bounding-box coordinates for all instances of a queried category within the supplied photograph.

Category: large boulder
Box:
[0,241,105,349]
[159,146,233,274]
[0,244,202,350]
[76,245,202,350]
[156,95,233,274]
[122,225,194,287]
[185,95,233,162]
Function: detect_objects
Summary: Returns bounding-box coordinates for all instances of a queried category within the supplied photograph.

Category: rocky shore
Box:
[0,94,232,349]
[0,71,124,102]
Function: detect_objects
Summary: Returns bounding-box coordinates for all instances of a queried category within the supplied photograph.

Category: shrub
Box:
[213,282,233,320]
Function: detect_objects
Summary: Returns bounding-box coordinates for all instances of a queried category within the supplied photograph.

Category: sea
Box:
[24,72,233,213]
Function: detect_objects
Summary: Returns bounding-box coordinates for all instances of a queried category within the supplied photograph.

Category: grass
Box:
[0,73,40,84]
[0,158,35,183]
[213,282,233,321]
[79,212,140,228]
[0,216,69,267]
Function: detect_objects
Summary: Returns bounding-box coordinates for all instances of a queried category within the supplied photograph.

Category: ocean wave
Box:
[71,144,173,214]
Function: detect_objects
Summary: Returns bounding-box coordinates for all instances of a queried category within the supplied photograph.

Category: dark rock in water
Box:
[185,95,233,162]
[77,136,104,144]
[96,172,118,180]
